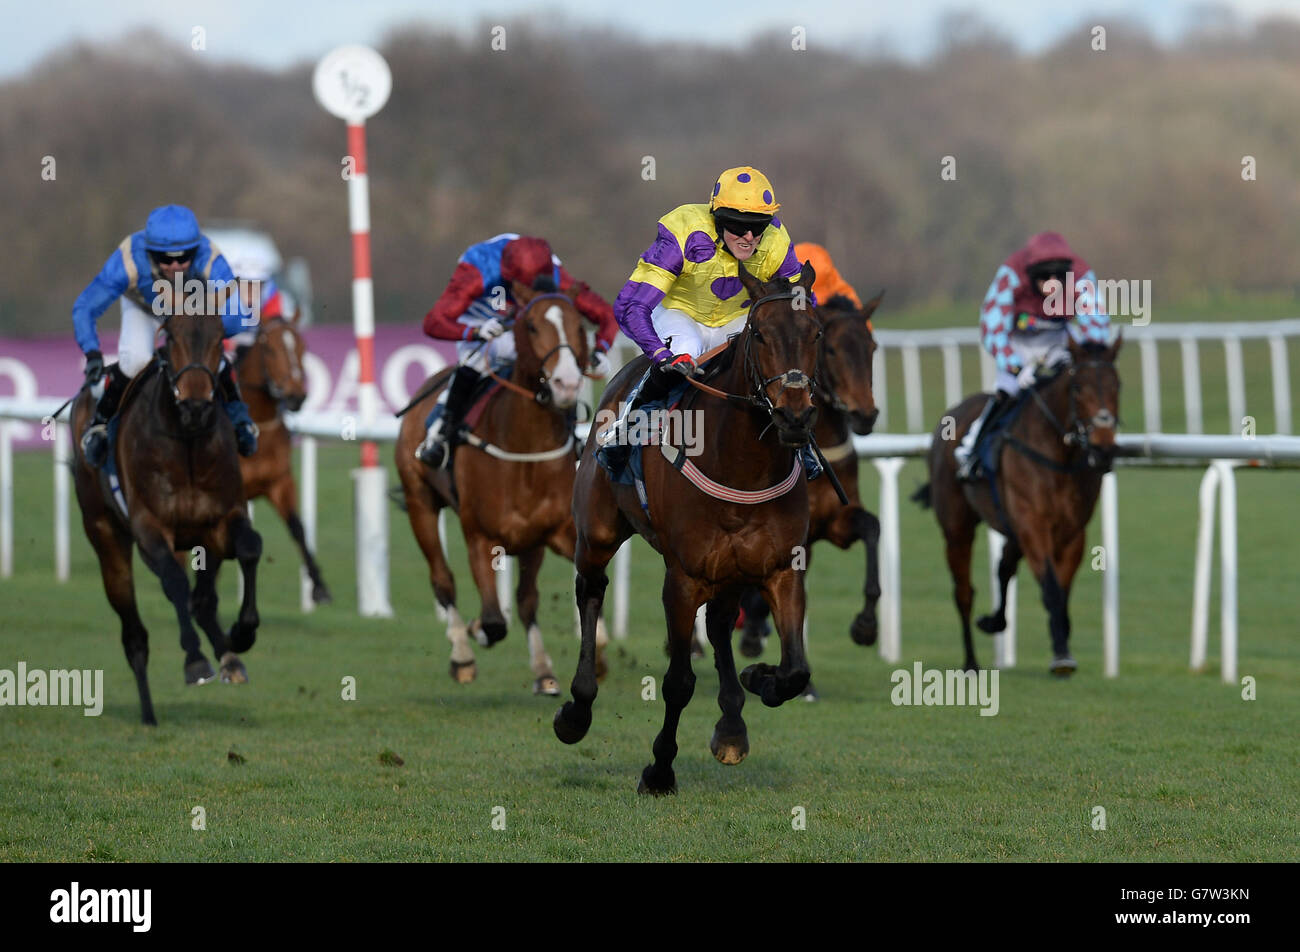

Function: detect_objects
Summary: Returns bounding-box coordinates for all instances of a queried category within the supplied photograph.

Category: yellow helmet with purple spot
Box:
[709,166,780,215]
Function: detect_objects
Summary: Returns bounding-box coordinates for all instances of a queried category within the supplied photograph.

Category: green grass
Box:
[0,438,1295,861]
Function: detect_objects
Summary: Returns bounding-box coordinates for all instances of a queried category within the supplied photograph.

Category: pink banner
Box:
[0,325,458,449]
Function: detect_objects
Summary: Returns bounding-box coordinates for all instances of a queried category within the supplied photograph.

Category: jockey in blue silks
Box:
[73,205,260,467]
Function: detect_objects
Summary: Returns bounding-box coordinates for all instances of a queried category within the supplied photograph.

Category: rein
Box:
[1004,359,1119,473]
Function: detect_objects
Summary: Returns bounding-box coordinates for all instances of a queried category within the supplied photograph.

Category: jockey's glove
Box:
[664,353,703,378]
[477,317,506,340]
[589,349,611,379]
[1016,363,1039,390]
[83,350,105,385]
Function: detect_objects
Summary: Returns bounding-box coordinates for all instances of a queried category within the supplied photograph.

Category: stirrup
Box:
[81,423,109,466]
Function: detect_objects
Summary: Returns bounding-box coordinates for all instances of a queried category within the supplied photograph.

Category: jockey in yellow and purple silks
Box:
[612,166,805,406]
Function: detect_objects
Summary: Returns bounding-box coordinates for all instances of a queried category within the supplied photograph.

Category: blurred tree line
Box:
[3,12,1300,338]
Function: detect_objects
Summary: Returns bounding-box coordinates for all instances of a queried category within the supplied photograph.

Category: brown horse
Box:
[739,295,884,674]
[394,281,607,695]
[914,335,1122,675]
[72,305,262,725]
[555,260,822,794]
[233,313,331,604]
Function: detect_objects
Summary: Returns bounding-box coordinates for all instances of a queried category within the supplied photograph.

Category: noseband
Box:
[157,316,220,403]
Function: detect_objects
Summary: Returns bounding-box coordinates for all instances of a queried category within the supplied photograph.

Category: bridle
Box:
[685,290,824,419]
[815,312,872,415]
[157,314,220,404]
[485,292,587,408]
[1007,358,1120,472]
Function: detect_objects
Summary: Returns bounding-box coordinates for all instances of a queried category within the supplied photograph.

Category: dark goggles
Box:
[151,247,198,266]
[715,214,771,239]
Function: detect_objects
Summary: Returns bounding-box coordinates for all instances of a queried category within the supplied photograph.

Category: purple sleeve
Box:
[614,280,669,362]
[776,244,818,306]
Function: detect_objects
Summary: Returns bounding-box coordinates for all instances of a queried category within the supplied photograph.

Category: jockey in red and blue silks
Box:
[415,233,618,467]
[73,204,260,467]
[955,230,1111,481]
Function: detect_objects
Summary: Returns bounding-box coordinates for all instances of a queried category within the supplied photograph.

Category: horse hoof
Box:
[449,659,477,684]
[976,614,1005,634]
[800,681,820,702]
[594,648,609,684]
[312,584,333,605]
[219,652,248,684]
[738,631,764,658]
[637,766,676,796]
[185,658,215,685]
[553,702,590,745]
[709,730,749,765]
[471,619,508,648]
[533,675,561,696]
[850,612,878,646]
[1050,655,1078,677]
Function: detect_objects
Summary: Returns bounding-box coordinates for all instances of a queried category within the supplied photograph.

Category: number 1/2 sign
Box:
[313,45,391,122]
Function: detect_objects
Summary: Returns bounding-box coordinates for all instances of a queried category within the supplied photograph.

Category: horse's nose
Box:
[774,404,816,434]
[286,394,305,412]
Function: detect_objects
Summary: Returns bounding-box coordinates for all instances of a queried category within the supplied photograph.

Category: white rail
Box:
[3,395,1295,682]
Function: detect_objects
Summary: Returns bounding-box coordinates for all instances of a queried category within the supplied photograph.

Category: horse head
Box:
[159,298,226,437]
[735,259,823,447]
[817,291,883,435]
[509,278,589,411]
[1065,332,1123,464]
[253,314,308,412]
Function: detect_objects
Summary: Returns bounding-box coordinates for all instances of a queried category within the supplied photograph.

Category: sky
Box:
[3,0,1299,80]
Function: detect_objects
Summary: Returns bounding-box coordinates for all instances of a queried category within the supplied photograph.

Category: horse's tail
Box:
[910,483,932,509]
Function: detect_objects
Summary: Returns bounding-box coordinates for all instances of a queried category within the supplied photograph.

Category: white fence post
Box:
[1101,471,1119,678]
[1269,334,1291,435]
[1180,338,1202,435]
[1215,461,1238,684]
[54,422,70,582]
[873,456,906,663]
[941,342,963,413]
[902,344,923,433]
[613,544,630,640]
[873,346,887,434]
[1139,338,1161,434]
[1190,465,1220,672]
[1224,337,1246,434]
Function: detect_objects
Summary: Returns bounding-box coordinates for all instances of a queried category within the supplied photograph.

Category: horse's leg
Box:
[977,537,1022,634]
[547,521,608,681]
[267,472,331,605]
[89,517,156,724]
[465,534,509,647]
[740,567,811,706]
[226,510,262,653]
[706,591,748,765]
[850,507,883,646]
[1044,530,1087,675]
[514,546,559,696]
[404,478,472,682]
[133,517,212,685]
[737,587,770,658]
[639,567,704,795]
[190,563,245,683]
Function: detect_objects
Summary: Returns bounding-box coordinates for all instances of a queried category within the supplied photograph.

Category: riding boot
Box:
[595,361,673,474]
[955,390,1011,482]
[80,363,128,468]
[417,365,480,469]
[217,359,259,457]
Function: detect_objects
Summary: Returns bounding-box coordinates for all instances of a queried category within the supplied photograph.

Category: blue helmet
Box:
[143,205,201,253]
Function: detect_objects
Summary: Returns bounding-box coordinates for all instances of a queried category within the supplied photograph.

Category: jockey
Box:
[226,247,292,356]
[415,233,617,468]
[610,166,806,419]
[955,231,1111,481]
[794,242,867,323]
[74,205,259,468]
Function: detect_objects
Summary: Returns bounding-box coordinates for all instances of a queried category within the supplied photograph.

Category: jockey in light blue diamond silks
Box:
[954,231,1111,481]
[72,204,260,467]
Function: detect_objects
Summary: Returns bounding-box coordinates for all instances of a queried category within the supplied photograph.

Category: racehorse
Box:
[233,313,331,604]
[738,294,883,677]
[72,301,262,725]
[394,280,607,695]
[555,260,823,794]
[913,336,1122,675]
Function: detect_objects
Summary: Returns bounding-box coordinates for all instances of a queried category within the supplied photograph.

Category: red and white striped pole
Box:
[315,46,393,617]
